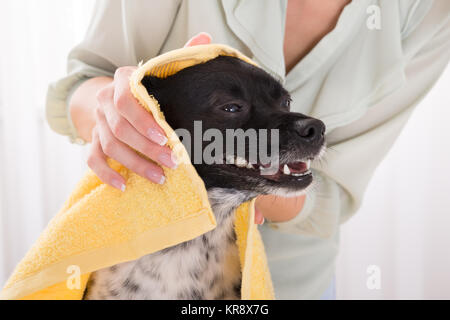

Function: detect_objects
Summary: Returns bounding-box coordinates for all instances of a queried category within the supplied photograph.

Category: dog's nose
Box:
[295,119,325,143]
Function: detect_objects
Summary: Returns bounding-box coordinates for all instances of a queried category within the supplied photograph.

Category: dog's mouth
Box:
[220,155,312,183]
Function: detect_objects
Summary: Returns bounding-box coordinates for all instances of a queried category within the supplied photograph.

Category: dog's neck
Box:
[207,188,257,224]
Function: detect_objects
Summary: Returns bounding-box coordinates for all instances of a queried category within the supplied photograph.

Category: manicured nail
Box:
[158,152,178,169]
[147,128,168,146]
[111,179,126,192]
[146,169,165,184]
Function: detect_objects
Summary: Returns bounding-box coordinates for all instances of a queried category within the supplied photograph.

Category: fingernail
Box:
[147,128,168,146]
[260,217,265,225]
[146,169,165,184]
[158,152,178,169]
[112,179,126,192]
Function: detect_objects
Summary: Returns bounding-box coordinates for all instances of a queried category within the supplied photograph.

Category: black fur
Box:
[142,56,325,194]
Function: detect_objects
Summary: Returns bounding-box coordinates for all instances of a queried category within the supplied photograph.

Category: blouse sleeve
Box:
[45,0,181,143]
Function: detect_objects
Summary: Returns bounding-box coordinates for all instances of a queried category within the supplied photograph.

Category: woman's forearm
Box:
[69,76,113,142]
[256,194,306,222]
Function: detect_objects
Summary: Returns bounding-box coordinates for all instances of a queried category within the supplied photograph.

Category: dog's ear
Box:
[141,75,166,96]
[141,75,174,115]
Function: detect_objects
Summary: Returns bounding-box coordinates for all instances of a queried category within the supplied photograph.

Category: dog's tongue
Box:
[286,161,308,174]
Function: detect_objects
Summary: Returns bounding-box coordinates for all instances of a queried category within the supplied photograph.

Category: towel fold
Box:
[0,44,274,300]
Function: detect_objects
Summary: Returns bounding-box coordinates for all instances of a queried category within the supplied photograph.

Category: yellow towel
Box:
[0,44,274,300]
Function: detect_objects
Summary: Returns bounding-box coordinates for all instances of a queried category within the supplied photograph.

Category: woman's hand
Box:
[89,67,175,189]
[255,194,306,224]
[70,32,212,191]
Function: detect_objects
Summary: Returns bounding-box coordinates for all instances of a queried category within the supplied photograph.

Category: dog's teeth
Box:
[235,156,247,168]
[306,160,311,169]
[292,170,311,177]
[283,164,291,175]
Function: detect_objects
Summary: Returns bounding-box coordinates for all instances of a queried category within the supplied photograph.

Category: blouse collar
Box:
[221,0,372,85]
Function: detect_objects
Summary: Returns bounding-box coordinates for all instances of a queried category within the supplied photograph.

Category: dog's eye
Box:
[221,104,242,113]
[282,98,291,109]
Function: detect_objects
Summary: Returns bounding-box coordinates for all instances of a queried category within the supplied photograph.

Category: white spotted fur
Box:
[83,188,254,300]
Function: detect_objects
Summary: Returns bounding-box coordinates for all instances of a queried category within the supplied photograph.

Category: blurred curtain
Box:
[0,0,93,286]
[0,0,449,299]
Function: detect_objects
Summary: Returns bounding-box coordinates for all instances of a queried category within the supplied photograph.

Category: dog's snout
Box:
[295,119,325,143]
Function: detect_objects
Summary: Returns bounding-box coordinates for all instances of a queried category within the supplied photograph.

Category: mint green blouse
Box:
[46,0,450,299]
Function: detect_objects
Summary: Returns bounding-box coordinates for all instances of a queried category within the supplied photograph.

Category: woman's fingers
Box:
[184,32,212,47]
[112,67,168,147]
[89,32,214,188]
[87,128,126,191]
[95,107,166,185]
[101,85,177,169]
[106,112,177,169]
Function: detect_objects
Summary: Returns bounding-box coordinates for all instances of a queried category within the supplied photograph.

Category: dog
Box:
[83,56,325,300]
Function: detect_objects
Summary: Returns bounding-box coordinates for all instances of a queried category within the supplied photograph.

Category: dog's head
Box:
[142,56,325,197]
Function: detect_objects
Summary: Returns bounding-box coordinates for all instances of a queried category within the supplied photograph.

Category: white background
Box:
[0,0,449,299]
[336,64,450,299]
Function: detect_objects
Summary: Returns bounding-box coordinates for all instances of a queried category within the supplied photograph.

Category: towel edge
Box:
[0,209,215,300]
